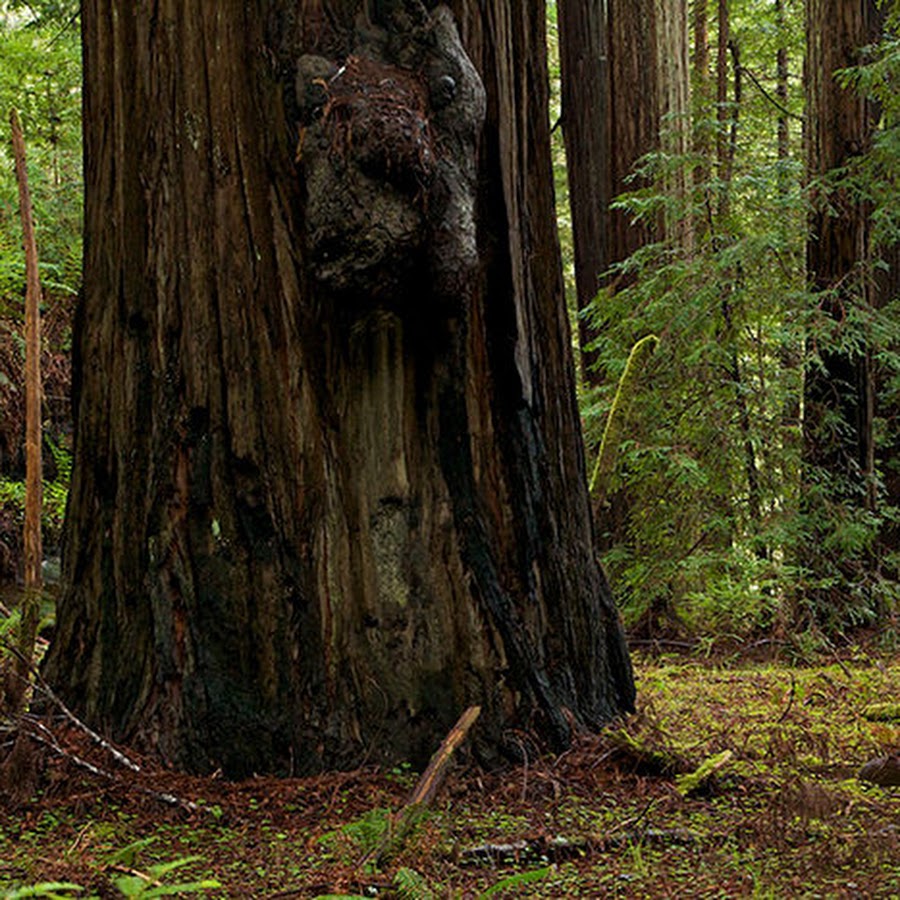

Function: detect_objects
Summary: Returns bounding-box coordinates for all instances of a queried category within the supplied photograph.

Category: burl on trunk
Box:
[44,0,634,776]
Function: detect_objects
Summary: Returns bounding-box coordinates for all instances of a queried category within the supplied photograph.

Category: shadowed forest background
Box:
[0,0,898,897]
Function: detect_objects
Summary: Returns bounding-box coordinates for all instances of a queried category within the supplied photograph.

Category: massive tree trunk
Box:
[43,0,634,776]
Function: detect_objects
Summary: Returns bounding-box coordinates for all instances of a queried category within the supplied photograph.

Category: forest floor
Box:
[0,648,898,899]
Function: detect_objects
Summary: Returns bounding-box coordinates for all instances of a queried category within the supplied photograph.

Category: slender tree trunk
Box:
[9,109,43,713]
[692,0,712,237]
[558,0,609,383]
[43,0,634,776]
[10,109,43,595]
[775,0,790,172]
[716,0,730,219]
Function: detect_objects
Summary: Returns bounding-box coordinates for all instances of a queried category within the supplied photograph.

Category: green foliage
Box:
[105,839,220,898]
[589,334,658,504]
[0,839,219,899]
[392,867,436,900]
[477,866,555,898]
[0,439,70,548]
[585,154,809,634]
[0,2,82,307]
[581,0,900,640]
[317,806,394,859]
[2,885,83,899]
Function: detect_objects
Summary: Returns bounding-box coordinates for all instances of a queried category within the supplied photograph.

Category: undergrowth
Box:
[1,652,897,898]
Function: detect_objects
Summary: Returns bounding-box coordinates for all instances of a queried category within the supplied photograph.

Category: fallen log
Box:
[858,755,900,787]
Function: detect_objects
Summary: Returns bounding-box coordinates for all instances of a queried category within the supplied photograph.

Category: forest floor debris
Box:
[1,650,898,898]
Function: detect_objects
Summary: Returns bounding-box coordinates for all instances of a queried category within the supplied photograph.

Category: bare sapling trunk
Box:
[8,110,43,714]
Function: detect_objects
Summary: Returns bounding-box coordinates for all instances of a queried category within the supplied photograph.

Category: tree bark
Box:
[10,109,43,595]
[606,0,659,284]
[558,0,609,383]
[43,0,634,776]
[802,0,885,617]
[9,108,43,714]
[803,0,881,501]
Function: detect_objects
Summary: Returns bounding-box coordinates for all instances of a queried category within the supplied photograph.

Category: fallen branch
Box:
[3,639,141,772]
[104,865,164,889]
[19,717,205,815]
[364,705,481,867]
[459,827,699,866]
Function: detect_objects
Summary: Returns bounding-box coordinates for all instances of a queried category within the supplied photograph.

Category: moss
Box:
[862,702,900,722]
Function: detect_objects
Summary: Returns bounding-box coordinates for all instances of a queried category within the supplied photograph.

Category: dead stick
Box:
[22,723,204,814]
[105,865,164,888]
[3,639,141,772]
[404,705,481,810]
[366,705,481,867]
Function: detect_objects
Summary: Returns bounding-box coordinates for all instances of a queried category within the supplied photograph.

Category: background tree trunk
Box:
[802,0,884,614]
[558,0,610,384]
[606,0,660,289]
[43,0,634,776]
[803,0,881,500]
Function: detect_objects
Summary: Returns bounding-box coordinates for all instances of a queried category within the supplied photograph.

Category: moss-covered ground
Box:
[1,650,898,898]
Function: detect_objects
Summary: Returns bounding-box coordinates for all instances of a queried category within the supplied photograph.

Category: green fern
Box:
[1,885,84,899]
[477,866,555,898]
[393,868,436,900]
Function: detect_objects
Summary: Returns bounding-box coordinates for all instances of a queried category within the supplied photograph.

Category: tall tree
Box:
[559,0,690,387]
[557,0,610,382]
[42,0,634,776]
[606,0,660,296]
[803,0,884,610]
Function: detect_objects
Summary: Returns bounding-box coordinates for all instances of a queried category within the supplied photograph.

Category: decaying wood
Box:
[368,705,480,866]
[858,755,900,787]
[459,827,699,866]
[604,726,688,777]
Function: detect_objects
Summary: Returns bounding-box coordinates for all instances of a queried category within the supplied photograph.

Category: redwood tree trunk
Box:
[801,0,883,614]
[607,0,659,286]
[804,0,881,499]
[558,0,609,383]
[43,0,634,776]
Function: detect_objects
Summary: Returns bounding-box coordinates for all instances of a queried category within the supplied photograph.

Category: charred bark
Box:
[43,0,634,776]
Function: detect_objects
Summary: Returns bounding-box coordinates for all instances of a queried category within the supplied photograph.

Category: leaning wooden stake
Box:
[367,705,481,867]
[9,108,43,712]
